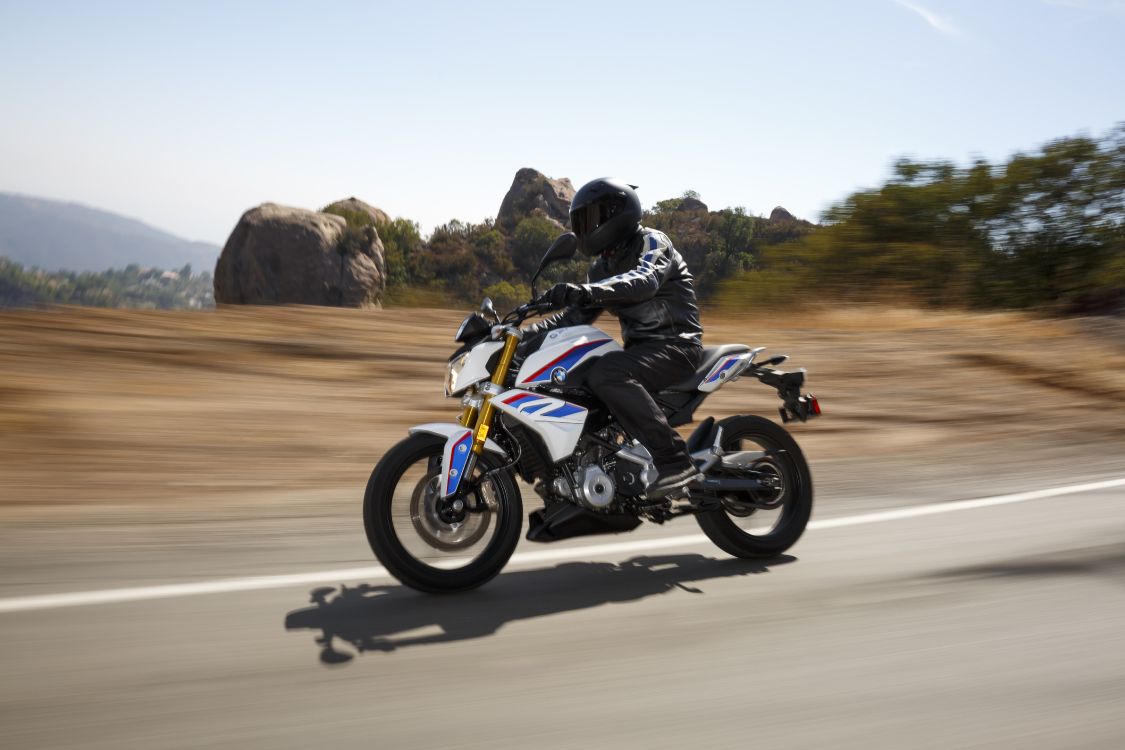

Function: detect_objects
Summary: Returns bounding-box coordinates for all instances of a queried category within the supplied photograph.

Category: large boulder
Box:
[496,168,575,231]
[322,196,391,226]
[214,203,385,307]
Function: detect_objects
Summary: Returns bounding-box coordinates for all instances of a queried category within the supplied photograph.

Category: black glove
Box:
[538,283,590,309]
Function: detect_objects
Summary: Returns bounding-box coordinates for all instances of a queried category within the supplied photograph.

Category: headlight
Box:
[445,352,470,397]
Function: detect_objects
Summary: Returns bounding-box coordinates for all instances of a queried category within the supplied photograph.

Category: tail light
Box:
[779,394,822,424]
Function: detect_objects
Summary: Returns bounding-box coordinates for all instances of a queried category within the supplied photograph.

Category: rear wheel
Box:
[695,415,813,558]
[363,433,523,593]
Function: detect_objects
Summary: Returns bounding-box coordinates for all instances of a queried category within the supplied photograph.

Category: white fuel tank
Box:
[515,325,621,388]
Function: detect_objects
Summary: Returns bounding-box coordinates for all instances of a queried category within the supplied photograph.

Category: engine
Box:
[611,441,658,498]
[552,455,615,510]
[550,436,658,510]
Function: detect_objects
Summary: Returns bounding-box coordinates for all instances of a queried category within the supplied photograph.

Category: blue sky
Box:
[1,0,1122,245]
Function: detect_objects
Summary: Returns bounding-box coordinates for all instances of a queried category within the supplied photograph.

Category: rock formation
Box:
[214,203,385,307]
[675,196,709,212]
[322,197,391,226]
[769,206,797,223]
[496,168,575,231]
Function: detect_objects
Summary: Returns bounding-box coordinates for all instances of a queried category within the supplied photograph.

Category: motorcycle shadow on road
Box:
[284,553,794,666]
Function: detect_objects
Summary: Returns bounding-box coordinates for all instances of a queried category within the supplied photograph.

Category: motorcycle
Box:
[363,233,821,593]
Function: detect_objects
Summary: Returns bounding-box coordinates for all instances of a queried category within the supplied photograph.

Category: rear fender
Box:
[408,423,508,498]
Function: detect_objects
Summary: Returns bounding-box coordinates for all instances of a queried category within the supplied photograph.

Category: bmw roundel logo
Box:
[457,444,467,453]
[449,468,458,477]
[551,367,567,384]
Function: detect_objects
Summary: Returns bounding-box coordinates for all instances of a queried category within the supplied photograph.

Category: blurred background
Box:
[1,2,1124,749]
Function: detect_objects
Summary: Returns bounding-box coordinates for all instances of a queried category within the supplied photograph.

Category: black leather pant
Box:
[584,339,702,469]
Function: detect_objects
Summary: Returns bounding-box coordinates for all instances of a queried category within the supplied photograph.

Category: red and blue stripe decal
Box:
[705,357,741,384]
[502,392,540,407]
[499,391,586,420]
[502,391,553,414]
[522,339,612,383]
[443,430,473,496]
[542,403,583,418]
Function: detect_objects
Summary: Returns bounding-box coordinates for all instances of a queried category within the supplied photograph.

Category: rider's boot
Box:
[647,462,701,498]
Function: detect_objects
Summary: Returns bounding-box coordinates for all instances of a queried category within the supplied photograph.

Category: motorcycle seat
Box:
[665,344,752,392]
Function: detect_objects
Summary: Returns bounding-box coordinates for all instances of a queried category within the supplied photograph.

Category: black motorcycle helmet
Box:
[569,178,643,257]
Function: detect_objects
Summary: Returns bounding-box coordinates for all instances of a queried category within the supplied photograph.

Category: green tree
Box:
[510,216,562,278]
[482,280,530,311]
[375,217,423,288]
[720,123,1125,312]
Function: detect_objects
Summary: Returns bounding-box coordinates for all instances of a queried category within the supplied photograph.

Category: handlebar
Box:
[502,300,556,325]
[502,297,600,327]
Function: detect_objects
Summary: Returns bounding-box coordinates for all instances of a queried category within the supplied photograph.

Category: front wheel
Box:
[363,433,523,593]
[695,415,813,558]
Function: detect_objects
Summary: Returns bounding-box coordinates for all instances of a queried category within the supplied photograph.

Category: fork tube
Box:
[470,329,520,455]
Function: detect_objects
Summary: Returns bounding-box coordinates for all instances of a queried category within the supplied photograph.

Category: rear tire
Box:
[363,433,523,593]
[695,415,813,558]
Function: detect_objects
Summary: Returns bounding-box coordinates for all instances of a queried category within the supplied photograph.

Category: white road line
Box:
[1,477,1123,614]
[808,477,1125,529]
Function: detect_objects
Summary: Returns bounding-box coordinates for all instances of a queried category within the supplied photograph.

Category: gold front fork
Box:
[469,329,521,455]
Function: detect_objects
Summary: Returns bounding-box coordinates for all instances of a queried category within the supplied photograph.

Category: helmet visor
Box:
[570,203,599,238]
[570,196,623,237]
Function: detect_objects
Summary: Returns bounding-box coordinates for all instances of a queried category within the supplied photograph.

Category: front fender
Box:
[409,423,506,456]
[408,423,508,498]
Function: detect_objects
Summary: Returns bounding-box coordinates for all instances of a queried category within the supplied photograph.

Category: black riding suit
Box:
[528,227,704,469]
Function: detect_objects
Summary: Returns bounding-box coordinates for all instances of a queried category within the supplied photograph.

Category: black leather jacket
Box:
[529,227,704,347]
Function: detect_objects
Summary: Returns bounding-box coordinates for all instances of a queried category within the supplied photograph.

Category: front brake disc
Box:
[409,474,492,552]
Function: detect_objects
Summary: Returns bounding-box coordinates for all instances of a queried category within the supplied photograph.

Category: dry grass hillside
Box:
[1,306,1123,520]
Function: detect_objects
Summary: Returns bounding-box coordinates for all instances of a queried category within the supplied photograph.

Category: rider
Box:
[531,178,705,497]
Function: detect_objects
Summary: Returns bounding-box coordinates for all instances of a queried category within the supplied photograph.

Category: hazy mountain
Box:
[0,193,220,272]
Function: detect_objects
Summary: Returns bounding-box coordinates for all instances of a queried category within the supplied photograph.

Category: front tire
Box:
[363,433,523,593]
[695,415,813,558]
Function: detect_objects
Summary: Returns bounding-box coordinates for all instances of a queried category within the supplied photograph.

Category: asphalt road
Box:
[3,479,1125,749]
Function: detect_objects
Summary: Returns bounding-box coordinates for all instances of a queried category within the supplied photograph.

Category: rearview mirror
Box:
[531,232,578,298]
[480,296,498,322]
